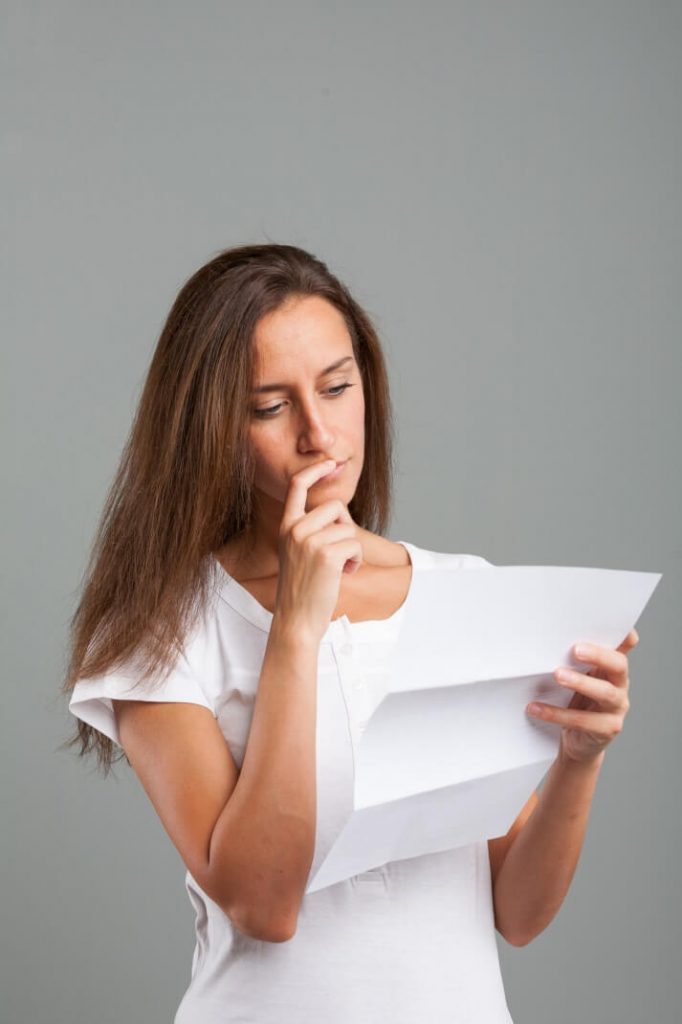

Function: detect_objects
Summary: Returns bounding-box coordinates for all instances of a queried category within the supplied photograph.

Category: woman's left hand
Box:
[527,628,640,765]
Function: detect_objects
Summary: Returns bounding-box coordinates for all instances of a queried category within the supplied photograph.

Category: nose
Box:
[296,400,335,454]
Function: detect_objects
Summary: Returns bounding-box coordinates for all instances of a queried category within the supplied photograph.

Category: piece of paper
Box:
[305,563,662,893]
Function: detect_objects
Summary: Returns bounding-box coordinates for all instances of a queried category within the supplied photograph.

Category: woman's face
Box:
[247,294,366,512]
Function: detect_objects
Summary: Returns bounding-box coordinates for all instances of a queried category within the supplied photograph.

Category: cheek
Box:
[247,430,288,481]
[347,386,365,426]
[353,394,366,441]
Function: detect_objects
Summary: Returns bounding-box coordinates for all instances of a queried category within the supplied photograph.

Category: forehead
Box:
[251,295,354,373]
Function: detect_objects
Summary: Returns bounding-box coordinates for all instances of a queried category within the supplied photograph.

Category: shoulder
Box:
[402,541,494,570]
[358,531,493,570]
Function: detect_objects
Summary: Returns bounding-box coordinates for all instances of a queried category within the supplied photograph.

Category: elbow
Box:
[253,914,298,943]
[501,928,533,948]
[205,853,307,943]
[263,917,298,943]
[226,902,299,943]
[495,913,535,948]
[497,917,544,947]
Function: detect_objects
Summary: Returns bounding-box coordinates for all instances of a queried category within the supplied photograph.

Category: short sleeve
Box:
[68,649,216,748]
[467,554,494,567]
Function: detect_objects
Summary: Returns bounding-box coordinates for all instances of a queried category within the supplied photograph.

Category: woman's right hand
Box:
[273,459,364,645]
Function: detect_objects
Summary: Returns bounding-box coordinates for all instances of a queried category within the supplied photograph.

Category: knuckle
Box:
[303,533,320,553]
[290,522,307,545]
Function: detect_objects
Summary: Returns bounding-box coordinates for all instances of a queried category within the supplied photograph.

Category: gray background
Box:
[4,2,680,1022]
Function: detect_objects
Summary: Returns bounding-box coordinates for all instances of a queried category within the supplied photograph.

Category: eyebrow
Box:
[251,355,355,394]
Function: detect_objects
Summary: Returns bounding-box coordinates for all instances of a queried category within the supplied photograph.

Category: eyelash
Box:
[252,383,355,418]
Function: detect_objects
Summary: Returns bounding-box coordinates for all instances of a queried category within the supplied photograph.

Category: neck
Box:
[234,488,284,574]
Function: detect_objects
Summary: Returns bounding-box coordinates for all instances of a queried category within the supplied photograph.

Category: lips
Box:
[320,459,348,479]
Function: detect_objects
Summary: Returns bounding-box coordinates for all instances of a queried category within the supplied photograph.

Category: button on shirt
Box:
[68,540,514,1023]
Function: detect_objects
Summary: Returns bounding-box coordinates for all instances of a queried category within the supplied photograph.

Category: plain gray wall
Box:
[4,2,679,1022]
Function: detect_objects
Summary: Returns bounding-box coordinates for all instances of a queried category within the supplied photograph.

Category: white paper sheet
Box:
[306,563,662,893]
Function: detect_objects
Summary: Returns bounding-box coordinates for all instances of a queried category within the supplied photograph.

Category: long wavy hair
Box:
[59,242,396,775]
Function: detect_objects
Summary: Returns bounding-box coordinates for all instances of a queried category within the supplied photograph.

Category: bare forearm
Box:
[207,617,319,936]
[493,749,605,946]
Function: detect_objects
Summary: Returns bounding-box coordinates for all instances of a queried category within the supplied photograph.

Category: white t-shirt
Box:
[69,540,514,1024]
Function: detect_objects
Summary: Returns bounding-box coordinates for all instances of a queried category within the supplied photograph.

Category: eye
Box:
[252,382,355,418]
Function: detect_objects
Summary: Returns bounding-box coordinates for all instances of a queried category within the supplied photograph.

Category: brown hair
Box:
[59,242,396,776]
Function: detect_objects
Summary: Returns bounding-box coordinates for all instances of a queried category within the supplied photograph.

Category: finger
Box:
[617,628,639,653]
[528,702,624,736]
[291,496,355,544]
[554,668,625,711]
[572,642,629,687]
[280,459,342,529]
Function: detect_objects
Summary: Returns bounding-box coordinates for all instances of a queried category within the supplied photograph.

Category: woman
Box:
[63,243,638,1023]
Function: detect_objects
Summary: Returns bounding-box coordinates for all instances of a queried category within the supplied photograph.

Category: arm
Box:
[490,750,604,946]
[207,462,363,941]
[112,615,320,945]
[490,629,638,947]
[206,618,320,941]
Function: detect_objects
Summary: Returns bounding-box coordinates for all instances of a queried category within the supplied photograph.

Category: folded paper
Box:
[306,563,662,893]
